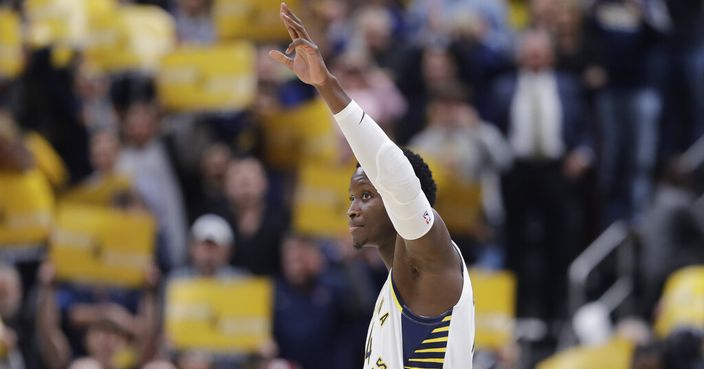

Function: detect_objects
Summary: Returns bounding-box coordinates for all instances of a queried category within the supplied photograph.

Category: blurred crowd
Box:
[1,0,704,368]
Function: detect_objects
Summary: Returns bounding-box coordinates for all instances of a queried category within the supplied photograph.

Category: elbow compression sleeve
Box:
[334,100,434,240]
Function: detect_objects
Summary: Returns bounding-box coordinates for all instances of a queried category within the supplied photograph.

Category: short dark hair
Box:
[401,148,437,206]
[356,147,437,206]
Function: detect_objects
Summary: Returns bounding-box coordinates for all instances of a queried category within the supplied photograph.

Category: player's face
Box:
[347,167,396,249]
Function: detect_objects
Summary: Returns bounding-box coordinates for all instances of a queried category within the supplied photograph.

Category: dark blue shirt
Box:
[273,274,345,369]
[56,284,141,357]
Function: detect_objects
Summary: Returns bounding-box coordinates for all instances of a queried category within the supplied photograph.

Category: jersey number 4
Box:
[365,324,373,364]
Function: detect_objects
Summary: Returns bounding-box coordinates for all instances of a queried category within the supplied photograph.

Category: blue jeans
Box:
[597,88,661,224]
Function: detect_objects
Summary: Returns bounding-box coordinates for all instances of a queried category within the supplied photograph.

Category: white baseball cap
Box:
[191,214,234,247]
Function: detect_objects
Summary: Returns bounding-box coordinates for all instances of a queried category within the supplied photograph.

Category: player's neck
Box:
[377,235,399,270]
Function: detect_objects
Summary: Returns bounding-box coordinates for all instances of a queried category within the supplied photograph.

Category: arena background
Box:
[0,0,703,368]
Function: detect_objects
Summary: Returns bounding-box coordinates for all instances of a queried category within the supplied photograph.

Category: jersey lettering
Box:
[365,323,374,364]
[379,312,389,327]
[376,358,387,369]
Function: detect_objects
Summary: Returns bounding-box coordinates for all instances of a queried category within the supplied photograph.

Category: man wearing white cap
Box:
[164,214,251,369]
[169,214,249,279]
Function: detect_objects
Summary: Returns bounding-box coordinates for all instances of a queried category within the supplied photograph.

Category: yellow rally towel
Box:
[0,10,22,78]
[50,203,155,288]
[293,161,356,238]
[214,0,302,42]
[536,337,634,369]
[0,169,53,248]
[165,277,273,354]
[158,42,256,112]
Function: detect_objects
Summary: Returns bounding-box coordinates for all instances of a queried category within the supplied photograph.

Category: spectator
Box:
[36,262,159,369]
[322,236,387,365]
[273,233,352,369]
[409,83,512,267]
[185,143,233,224]
[587,0,663,225]
[345,5,406,72]
[446,15,514,118]
[308,0,352,57]
[332,51,407,131]
[73,60,118,132]
[172,0,216,44]
[405,0,514,53]
[0,102,55,329]
[661,0,704,152]
[551,0,602,91]
[489,29,593,322]
[67,320,135,369]
[639,158,704,317]
[205,157,287,276]
[61,129,141,208]
[395,45,462,144]
[13,49,92,182]
[165,215,250,369]
[197,145,230,202]
[168,214,246,279]
[116,99,189,271]
[529,0,559,32]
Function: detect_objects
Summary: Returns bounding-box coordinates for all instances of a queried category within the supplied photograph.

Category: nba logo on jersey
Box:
[423,211,431,224]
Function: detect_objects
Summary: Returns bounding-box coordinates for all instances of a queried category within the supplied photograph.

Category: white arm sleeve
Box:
[334,100,434,240]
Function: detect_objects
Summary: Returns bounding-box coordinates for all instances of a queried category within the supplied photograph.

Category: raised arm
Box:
[269,4,457,270]
[36,263,71,369]
[270,3,452,251]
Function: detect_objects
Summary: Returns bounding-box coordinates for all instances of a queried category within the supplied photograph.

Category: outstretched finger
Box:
[268,50,293,70]
[281,3,311,40]
[280,9,299,40]
[282,3,304,27]
[286,38,317,55]
[282,13,311,43]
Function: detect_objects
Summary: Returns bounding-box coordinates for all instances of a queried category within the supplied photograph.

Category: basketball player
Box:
[270,3,475,368]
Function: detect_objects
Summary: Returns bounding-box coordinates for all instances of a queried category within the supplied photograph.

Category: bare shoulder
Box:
[392,210,464,316]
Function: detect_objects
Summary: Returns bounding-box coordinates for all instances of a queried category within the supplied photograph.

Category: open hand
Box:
[269,3,331,86]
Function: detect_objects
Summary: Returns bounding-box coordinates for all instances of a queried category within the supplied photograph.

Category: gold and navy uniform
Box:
[363,243,475,369]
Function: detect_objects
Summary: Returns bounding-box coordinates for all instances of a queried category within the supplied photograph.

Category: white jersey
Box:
[363,243,475,369]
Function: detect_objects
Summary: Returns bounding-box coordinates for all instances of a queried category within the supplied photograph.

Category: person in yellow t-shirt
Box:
[0,98,54,253]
